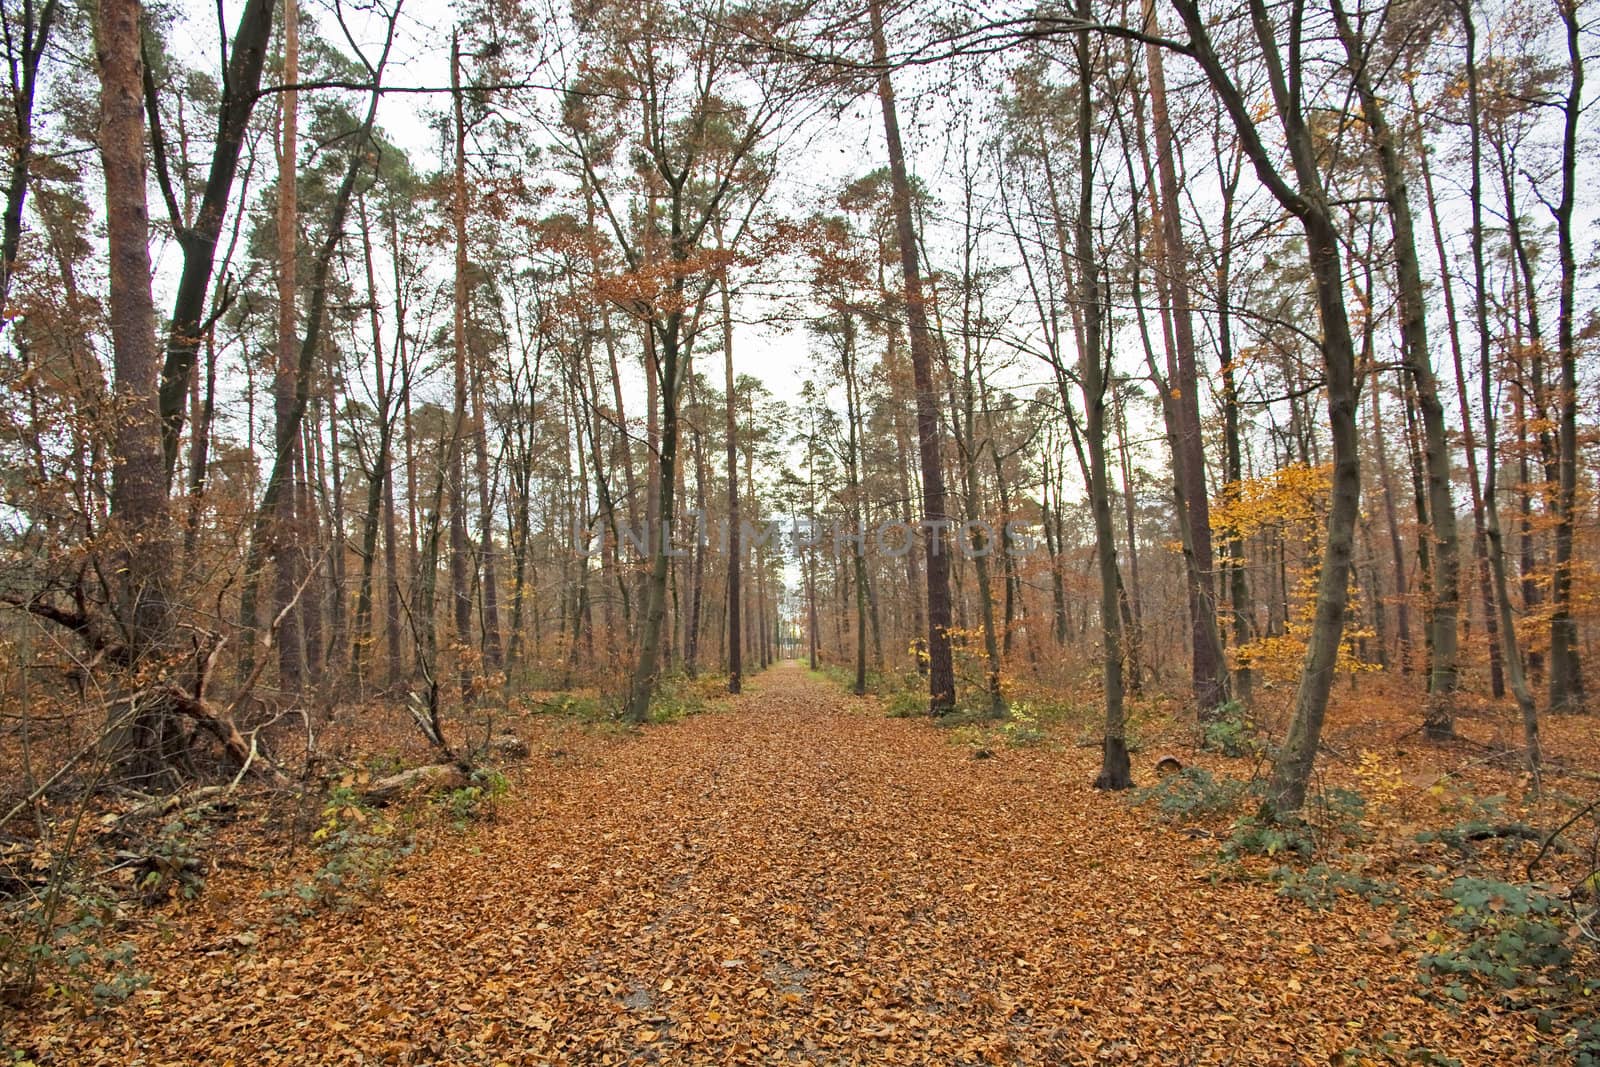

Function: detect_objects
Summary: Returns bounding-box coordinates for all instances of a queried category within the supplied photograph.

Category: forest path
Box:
[21,662,1538,1064]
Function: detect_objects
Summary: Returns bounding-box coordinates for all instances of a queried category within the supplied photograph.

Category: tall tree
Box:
[1140,0,1229,716]
[868,0,956,714]
[0,0,59,313]
[1546,0,1585,713]
[1173,0,1366,814]
[150,0,278,479]
[1070,3,1131,790]
[1330,0,1462,738]
[96,0,172,779]
[271,0,304,693]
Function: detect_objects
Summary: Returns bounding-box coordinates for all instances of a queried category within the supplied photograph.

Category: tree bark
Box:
[722,265,742,693]
[97,0,174,781]
[447,33,474,699]
[151,0,277,481]
[1547,0,1585,713]
[0,0,59,314]
[1332,0,1461,735]
[271,0,303,694]
[1462,5,1541,780]
[1141,0,1228,715]
[1174,0,1365,814]
[869,0,955,714]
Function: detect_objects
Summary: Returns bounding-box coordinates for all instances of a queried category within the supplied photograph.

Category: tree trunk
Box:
[1411,82,1503,699]
[624,317,682,723]
[1174,0,1365,815]
[722,266,742,694]
[97,0,174,782]
[472,332,504,673]
[271,0,303,694]
[1332,0,1461,735]
[1462,9,1541,780]
[447,33,473,699]
[0,0,59,313]
[1547,0,1585,713]
[153,0,277,480]
[869,0,955,714]
[1142,0,1228,715]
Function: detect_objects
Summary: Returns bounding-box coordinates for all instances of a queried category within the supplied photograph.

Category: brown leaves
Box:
[6,664,1577,1064]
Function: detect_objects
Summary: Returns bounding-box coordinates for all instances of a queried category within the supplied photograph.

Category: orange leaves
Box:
[7,663,1581,1065]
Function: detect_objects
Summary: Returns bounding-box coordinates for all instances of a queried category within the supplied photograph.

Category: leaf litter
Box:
[8,662,1576,1064]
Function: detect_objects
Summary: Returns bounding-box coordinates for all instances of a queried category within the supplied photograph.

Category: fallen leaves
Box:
[5,662,1581,1064]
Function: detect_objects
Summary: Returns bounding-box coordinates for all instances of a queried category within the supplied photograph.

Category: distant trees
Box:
[0,0,1590,803]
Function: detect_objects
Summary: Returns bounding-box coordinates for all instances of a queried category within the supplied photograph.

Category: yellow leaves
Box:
[1211,463,1334,539]
[1355,750,1405,811]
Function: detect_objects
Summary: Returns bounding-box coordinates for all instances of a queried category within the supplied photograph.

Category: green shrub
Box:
[648,675,708,723]
[1272,863,1394,908]
[265,785,413,921]
[531,693,606,721]
[884,689,927,718]
[1201,701,1260,757]
[1134,768,1247,821]
[1414,820,1543,855]
[1420,877,1573,990]
[443,768,510,827]
[0,890,149,1007]
[998,718,1047,748]
[1223,813,1316,860]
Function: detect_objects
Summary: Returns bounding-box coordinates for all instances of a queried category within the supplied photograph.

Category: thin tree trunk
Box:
[152,0,277,479]
[1411,83,1503,699]
[271,0,303,693]
[721,263,742,693]
[352,196,392,691]
[1333,0,1461,735]
[1175,0,1366,814]
[869,0,955,713]
[447,33,473,699]
[1141,0,1227,714]
[1547,0,1584,712]
[1462,7,1541,782]
[0,0,59,313]
[472,331,504,672]
[1215,143,1253,705]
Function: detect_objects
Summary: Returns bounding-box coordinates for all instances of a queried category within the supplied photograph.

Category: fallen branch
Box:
[361,763,468,806]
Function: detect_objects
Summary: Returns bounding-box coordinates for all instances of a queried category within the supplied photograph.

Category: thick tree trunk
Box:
[97,0,174,782]
[624,319,682,723]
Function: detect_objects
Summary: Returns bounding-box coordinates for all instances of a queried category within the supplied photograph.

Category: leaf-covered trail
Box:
[21,663,1542,1064]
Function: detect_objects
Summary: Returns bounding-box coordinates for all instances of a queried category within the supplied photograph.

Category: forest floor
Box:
[8,660,1597,1065]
